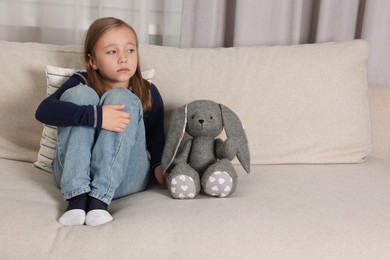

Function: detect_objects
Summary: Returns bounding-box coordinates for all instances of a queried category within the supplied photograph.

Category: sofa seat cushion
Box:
[1,158,390,259]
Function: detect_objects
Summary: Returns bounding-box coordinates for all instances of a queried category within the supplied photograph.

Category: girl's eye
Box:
[127,49,135,53]
[106,50,116,55]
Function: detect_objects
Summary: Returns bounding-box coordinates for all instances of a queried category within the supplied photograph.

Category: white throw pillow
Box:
[34,65,155,173]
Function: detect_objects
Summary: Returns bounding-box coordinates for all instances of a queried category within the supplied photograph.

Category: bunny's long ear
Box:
[220,104,250,173]
[161,104,188,174]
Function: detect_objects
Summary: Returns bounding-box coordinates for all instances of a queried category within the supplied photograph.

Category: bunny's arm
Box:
[215,138,237,161]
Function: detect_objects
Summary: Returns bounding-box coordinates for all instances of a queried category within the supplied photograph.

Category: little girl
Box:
[35,17,165,226]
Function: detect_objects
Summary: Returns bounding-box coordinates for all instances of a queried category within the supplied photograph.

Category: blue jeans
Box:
[53,85,150,204]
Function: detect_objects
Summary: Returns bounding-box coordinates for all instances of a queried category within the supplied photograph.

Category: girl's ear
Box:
[88,54,98,71]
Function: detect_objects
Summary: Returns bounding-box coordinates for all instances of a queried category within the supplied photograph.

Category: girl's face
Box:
[89,26,138,90]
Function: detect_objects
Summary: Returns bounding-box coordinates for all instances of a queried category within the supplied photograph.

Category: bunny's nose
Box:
[199,119,204,124]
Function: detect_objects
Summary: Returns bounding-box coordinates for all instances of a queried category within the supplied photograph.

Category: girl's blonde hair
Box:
[83,17,151,111]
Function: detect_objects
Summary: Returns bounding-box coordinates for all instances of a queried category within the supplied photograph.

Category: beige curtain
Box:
[0,0,388,84]
[179,0,390,85]
[0,0,183,46]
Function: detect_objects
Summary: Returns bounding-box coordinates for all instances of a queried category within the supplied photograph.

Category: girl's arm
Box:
[145,84,166,173]
[35,73,103,128]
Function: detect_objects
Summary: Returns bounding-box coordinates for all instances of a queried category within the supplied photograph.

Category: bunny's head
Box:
[185,100,223,138]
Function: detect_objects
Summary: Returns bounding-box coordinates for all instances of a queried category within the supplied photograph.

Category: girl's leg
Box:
[86,87,150,226]
[53,85,99,225]
[113,114,150,200]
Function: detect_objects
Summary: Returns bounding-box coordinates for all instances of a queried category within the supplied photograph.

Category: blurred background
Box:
[0,0,389,85]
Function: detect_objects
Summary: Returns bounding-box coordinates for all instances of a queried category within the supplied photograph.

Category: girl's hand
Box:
[102,104,131,132]
[154,165,167,186]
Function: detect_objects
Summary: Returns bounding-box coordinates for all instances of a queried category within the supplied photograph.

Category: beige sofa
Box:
[0,39,389,259]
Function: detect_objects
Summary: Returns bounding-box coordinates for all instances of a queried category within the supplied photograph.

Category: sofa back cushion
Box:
[140,40,371,164]
[0,41,84,163]
[0,40,371,166]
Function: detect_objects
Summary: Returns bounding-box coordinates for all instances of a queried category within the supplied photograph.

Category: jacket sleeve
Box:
[35,73,103,129]
[145,84,166,170]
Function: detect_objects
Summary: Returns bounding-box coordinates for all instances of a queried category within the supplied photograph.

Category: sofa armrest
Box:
[368,84,390,162]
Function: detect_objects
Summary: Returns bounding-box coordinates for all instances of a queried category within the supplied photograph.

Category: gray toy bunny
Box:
[161,100,250,199]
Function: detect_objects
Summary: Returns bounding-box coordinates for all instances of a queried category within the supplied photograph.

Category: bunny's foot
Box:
[169,174,197,199]
[203,171,234,198]
[167,163,201,199]
[202,159,238,198]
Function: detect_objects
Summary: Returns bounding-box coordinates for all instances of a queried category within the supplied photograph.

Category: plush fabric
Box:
[34,65,155,173]
[161,100,250,199]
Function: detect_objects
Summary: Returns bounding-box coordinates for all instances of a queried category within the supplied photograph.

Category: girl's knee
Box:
[61,85,99,105]
[101,88,141,110]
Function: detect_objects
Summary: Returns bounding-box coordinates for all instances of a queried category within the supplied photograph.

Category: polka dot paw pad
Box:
[169,175,197,199]
[204,171,233,198]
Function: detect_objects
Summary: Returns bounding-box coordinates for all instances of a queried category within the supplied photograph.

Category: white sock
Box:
[86,210,113,226]
[59,209,86,226]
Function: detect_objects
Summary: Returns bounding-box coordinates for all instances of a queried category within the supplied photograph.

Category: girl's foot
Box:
[86,210,113,226]
[59,209,86,226]
[85,196,113,226]
[59,193,88,226]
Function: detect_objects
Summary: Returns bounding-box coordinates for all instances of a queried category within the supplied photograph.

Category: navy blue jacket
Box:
[35,72,165,170]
